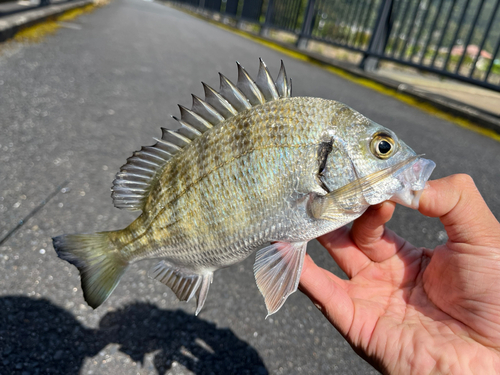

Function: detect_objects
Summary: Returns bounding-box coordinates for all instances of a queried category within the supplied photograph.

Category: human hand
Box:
[300,174,500,374]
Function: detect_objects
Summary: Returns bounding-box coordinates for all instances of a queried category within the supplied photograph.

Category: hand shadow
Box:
[0,297,268,375]
[99,303,268,375]
[0,296,102,374]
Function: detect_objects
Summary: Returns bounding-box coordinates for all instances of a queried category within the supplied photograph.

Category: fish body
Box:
[53,60,435,316]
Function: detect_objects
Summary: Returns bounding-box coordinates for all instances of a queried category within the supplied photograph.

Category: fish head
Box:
[320,105,435,210]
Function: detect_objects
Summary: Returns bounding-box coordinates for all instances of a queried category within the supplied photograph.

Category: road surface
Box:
[0,0,499,373]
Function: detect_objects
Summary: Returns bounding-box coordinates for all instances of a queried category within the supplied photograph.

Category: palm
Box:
[300,175,500,374]
[338,240,500,374]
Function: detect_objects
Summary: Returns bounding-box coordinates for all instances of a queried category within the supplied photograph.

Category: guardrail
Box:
[170,0,500,92]
[0,0,76,17]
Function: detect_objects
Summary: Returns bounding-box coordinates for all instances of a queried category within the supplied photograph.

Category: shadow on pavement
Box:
[0,297,268,374]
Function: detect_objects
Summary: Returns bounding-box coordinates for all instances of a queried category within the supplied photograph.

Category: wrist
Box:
[392,342,500,375]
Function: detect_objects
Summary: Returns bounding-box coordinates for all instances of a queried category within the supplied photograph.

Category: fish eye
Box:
[370,133,396,159]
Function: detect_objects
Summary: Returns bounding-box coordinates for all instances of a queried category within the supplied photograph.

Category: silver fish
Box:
[53,59,435,316]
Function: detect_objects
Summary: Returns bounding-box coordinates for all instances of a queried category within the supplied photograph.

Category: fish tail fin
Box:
[52,232,128,309]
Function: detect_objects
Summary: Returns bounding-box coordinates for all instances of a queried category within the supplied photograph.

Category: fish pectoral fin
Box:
[309,155,420,221]
[253,241,308,317]
[149,261,213,315]
[308,193,348,221]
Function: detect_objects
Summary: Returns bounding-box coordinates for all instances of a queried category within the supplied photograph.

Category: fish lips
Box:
[390,157,436,209]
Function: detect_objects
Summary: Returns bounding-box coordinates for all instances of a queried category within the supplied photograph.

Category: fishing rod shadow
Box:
[0,297,268,374]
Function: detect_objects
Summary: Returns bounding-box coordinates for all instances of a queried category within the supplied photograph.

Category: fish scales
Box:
[53,60,435,315]
[119,98,332,263]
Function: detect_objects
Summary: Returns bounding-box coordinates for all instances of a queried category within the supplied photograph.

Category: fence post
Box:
[296,0,316,49]
[360,0,393,72]
[260,0,275,37]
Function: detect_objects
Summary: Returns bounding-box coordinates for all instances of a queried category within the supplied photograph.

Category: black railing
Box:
[170,0,500,92]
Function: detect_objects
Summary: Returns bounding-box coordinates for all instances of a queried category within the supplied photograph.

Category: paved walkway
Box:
[377,68,500,117]
[0,0,499,373]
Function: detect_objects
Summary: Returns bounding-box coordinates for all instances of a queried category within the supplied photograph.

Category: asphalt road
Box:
[1,0,499,374]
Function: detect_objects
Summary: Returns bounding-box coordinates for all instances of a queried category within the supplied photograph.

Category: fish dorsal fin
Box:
[111,59,292,211]
[237,61,265,105]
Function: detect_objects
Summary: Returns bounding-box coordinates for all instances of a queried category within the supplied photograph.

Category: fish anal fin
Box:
[149,261,213,315]
[254,241,308,317]
[195,272,213,316]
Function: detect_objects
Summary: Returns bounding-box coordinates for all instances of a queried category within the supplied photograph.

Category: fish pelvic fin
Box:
[111,59,291,212]
[149,261,213,316]
[52,232,128,309]
[254,241,308,317]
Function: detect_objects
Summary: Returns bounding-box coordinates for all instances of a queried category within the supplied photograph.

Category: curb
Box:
[169,3,500,136]
[0,0,92,42]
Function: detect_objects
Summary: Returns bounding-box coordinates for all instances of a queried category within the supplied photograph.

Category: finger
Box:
[318,227,372,279]
[350,201,407,262]
[317,202,404,276]
[299,254,353,336]
[419,174,500,247]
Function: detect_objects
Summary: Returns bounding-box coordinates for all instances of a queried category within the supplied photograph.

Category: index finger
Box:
[418,174,500,247]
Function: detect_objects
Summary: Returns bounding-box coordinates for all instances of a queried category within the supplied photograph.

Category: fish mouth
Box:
[390,157,436,209]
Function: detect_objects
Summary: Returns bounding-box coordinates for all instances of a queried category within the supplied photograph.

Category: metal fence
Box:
[172,0,500,92]
[0,0,78,17]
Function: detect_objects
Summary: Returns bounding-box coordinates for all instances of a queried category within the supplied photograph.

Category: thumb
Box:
[418,174,500,247]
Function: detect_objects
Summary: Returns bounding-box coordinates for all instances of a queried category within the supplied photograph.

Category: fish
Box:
[53,59,435,316]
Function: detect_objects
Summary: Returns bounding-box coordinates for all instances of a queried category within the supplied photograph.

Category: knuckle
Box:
[449,174,476,191]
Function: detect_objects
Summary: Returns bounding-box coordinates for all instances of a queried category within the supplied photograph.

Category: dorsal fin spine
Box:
[134,152,163,163]
[154,138,180,152]
[219,73,252,112]
[178,105,213,132]
[143,145,173,156]
[275,60,289,98]
[111,60,291,211]
[236,62,265,106]
[130,154,158,163]
[123,166,155,175]
[256,58,279,101]
[191,94,225,125]
[117,180,149,186]
[202,82,237,118]
[162,128,192,147]
[130,156,161,166]
[136,151,167,163]
[116,172,149,179]
[113,186,144,192]
[172,116,202,140]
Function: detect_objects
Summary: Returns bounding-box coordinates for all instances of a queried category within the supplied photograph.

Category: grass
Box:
[12,2,104,43]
